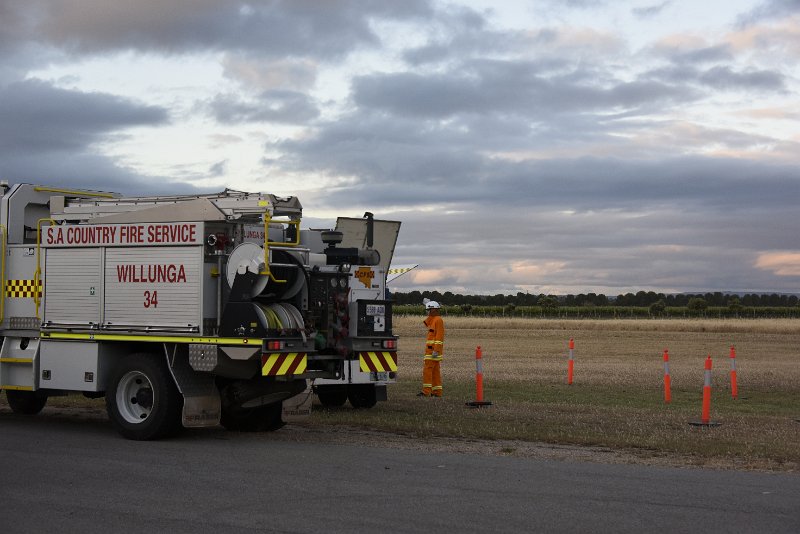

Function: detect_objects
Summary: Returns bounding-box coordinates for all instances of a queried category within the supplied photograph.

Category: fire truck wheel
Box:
[106,353,183,441]
[6,389,48,415]
[316,387,348,407]
[220,402,284,432]
[348,385,377,409]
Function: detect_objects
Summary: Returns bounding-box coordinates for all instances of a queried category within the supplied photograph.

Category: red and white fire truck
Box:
[0,183,399,439]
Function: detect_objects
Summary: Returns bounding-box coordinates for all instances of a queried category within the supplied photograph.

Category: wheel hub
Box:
[116,371,155,423]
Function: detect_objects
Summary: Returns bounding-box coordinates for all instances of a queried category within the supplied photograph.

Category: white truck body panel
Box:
[39,340,113,392]
[40,222,206,332]
[44,248,102,326]
[103,246,203,330]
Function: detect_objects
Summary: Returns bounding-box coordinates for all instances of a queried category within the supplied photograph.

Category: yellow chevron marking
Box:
[359,351,398,372]
[277,353,297,375]
[261,353,307,376]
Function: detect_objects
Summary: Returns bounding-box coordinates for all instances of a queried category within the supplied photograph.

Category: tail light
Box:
[266,340,285,350]
[382,339,397,349]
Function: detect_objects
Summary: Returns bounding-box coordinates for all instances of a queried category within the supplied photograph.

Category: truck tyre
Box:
[6,390,48,415]
[220,402,283,432]
[106,353,183,441]
[348,384,377,409]
[316,387,348,407]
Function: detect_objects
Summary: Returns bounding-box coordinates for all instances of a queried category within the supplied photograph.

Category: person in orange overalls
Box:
[418,299,445,397]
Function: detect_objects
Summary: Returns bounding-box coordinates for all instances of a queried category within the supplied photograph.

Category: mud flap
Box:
[165,346,221,428]
[282,380,313,423]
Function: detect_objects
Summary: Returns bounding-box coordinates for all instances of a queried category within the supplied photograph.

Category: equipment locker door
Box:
[44,247,102,326]
[104,246,203,330]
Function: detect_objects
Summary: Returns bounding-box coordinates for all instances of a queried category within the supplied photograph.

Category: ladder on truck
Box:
[50,189,303,223]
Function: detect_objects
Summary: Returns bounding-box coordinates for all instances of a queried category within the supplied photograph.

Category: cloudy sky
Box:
[1,0,798,295]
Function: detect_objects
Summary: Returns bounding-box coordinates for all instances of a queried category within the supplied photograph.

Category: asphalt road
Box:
[1,412,798,534]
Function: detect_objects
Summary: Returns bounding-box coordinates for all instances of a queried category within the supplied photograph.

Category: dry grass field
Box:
[2,317,797,470]
[313,317,800,470]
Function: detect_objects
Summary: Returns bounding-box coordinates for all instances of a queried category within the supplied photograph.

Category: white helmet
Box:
[423,298,440,310]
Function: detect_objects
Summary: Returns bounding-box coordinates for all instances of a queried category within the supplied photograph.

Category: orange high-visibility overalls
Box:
[422,314,445,396]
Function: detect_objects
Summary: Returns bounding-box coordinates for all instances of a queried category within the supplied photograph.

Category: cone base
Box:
[688,421,722,427]
[466,401,493,407]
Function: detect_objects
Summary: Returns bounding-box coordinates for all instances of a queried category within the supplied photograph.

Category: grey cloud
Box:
[209,160,228,177]
[0,3,32,51]
[0,4,65,78]
[738,0,800,25]
[401,5,508,66]
[668,45,734,64]
[354,61,694,120]
[19,0,432,60]
[550,0,608,8]
[388,200,799,294]
[647,64,785,92]
[3,152,205,197]
[387,205,792,295]
[632,1,673,18]
[404,21,624,68]
[402,29,516,66]
[274,104,799,215]
[354,72,481,118]
[0,79,193,196]
[211,90,319,124]
[0,79,168,151]
[698,66,785,91]
[274,112,487,189]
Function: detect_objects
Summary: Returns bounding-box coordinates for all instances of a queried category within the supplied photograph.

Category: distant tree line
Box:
[391,290,799,308]
[390,290,800,318]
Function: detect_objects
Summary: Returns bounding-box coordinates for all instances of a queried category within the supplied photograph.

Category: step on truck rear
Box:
[0,183,400,439]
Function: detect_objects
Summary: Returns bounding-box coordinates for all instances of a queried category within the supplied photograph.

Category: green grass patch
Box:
[308,376,800,468]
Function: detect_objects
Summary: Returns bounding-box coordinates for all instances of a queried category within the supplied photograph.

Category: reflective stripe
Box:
[730,359,737,371]
[663,361,670,375]
[704,356,712,386]
[359,351,398,372]
[261,353,307,376]
[43,331,262,345]
[424,355,442,361]
[431,386,442,391]
[431,341,443,345]
[5,279,42,298]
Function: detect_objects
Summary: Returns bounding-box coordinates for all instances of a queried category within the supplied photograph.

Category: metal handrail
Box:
[33,186,115,198]
[0,224,6,325]
[260,212,301,284]
[34,218,58,319]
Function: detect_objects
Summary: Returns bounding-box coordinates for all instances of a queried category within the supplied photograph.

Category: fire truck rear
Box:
[0,183,399,440]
